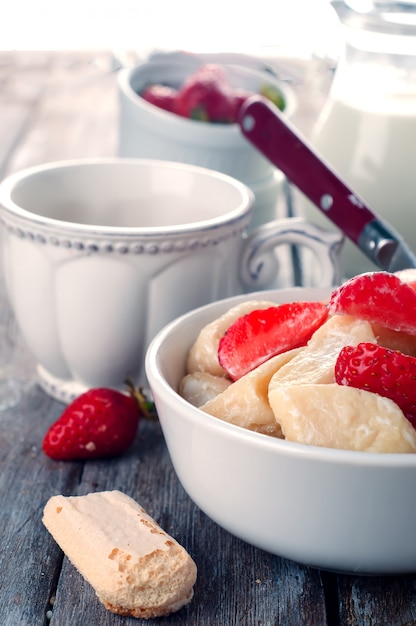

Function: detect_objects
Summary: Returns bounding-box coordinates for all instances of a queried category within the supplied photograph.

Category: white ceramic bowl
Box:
[118,59,296,186]
[146,286,416,575]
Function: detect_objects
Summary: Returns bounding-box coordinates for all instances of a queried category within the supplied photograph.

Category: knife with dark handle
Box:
[238,95,416,272]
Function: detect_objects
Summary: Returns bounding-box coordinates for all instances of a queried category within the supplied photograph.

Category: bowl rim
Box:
[0,157,254,236]
[146,286,416,468]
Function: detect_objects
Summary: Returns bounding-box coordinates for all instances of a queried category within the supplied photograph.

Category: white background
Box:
[0,0,340,59]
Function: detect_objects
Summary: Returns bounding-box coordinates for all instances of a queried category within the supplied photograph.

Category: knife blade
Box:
[238,96,416,272]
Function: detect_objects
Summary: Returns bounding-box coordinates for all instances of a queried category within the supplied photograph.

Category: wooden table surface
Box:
[2,50,416,626]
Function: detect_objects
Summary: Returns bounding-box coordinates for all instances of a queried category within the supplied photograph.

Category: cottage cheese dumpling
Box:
[269,384,416,453]
[42,491,197,619]
[201,348,301,437]
[270,314,376,387]
[186,300,276,377]
[179,371,232,407]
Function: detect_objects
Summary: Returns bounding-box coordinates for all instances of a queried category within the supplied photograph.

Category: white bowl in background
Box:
[247,169,286,231]
[118,59,296,229]
[146,286,416,575]
[118,60,296,184]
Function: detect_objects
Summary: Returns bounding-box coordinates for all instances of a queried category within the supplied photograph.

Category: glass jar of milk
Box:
[302,0,416,278]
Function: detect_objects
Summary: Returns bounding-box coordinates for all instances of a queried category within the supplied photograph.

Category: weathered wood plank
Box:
[1,392,325,626]
[337,574,416,626]
[46,420,329,626]
[0,51,117,177]
[0,53,46,178]
[0,388,82,626]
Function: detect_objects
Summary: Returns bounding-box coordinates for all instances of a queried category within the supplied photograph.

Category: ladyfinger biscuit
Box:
[42,490,197,619]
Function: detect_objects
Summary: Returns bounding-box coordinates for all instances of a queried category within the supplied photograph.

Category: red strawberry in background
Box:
[218,301,328,381]
[141,84,178,113]
[138,63,286,123]
[329,271,416,335]
[230,88,254,121]
[42,385,152,460]
[174,64,235,123]
[335,342,416,428]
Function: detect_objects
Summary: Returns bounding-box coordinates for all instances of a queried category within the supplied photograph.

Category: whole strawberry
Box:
[140,84,178,113]
[42,387,141,460]
[174,64,235,123]
[328,271,416,335]
[335,342,416,428]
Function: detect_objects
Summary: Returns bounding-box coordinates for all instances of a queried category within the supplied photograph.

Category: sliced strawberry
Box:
[218,301,328,381]
[335,342,416,427]
[230,88,253,122]
[329,271,416,335]
[140,84,178,113]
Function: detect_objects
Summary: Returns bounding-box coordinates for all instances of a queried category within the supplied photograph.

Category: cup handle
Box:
[240,217,344,289]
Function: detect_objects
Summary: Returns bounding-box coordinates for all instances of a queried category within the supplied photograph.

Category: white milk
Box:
[299,94,416,277]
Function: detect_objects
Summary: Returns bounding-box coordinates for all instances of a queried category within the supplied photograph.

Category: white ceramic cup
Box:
[0,158,341,403]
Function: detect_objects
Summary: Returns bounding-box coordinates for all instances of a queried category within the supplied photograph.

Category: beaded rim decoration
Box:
[1,218,248,255]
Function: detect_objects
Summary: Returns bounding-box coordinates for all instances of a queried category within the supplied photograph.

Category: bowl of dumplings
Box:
[146,284,416,575]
